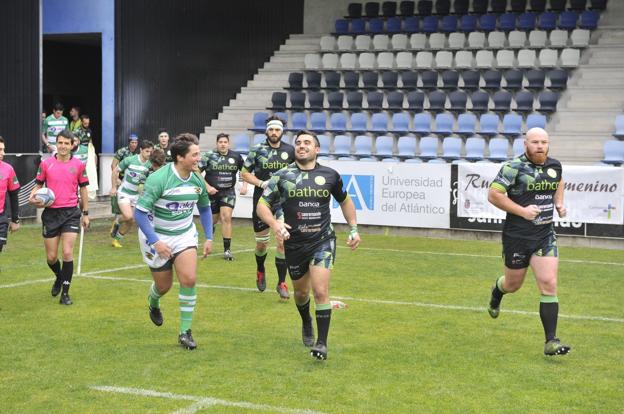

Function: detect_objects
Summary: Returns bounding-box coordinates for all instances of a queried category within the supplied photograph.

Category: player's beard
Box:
[527,147,548,165]
[267,133,282,145]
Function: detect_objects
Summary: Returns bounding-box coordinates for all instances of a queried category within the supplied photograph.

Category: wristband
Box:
[82,210,89,216]
[349,224,358,239]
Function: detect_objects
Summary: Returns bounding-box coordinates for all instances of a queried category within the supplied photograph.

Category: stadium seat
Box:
[288,112,308,131]
[589,0,607,10]
[480,14,497,33]
[250,112,268,132]
[526,112,547,129]
[428,90,447,112]
[538,48,558,68]
[537,90,558,113]
[489,137,510,161]
[493,90,513,112]
[375,52,393,70]
[410,33,427,50]
[528,30,547,48]
[517,12,537,31]
[373,34,390,51]
[537,11,556,31]
[401,71,419,89]
[349,112,368,133]
[454,0,470,15]
[515,90,535,113]
[449,90,468,112]
[387,17,402,33]
[448,33,466,50]
[549,0,566,12]
[304,54,322,70]
[467,32,486,49]
[365,1,380,17]
[415,51,434,69]
[526,68,546,90]
[613,115,624,139]
[570,29,590,48]
[335,19,349,35]
[517,48,537,68]
[233,134,250,154]
[502,113,523,136]
[397,136,417,158]
[347,91,364,109]
[333,135,352,157]
[465,136,486,161]
[504,69,524,90]
[343,71,359,89]
[351,19,366,34]
[362,71,379,90]
[347,2,363,18]
[367,91,384,111]
[324,71,341,89]
[355,35,373,51]
[487,31,506,50]
[442,15,458,33]
[305,71,322,89]
[560,48,581,68]
[441,70,460,90]
[270,92,287,111]
[387,91,405,111]
[359,52,377,70]
[354,135,374,158]
[512,137,524,157]
[253,134,266,146]
[422,16,439,33]
[470,90,490,113]
[391,112,411,134]
[442,136,462,161]
[369,18,385,34]
[475,50,495,69]
[287,72,303,90]
[310,112,327,132]
[328,92,345,111]
[479,113,500,137]
[419,136,439,160]
[602,140,624,165]
[491,0,509,13]
[399,0,416,16]
[413,112,433,135]
[383,1,398,17]
[318,134,331,156]
[461,70,481,90]
[395,52,413,70]
[327,112,347,134]
[337,35,354,51]
[499,13,518,33]
[529,0,546,12]
[472,0,488,14]
[370,112,389,133]
[483,69,502,90]
[339,53,357,70]
[420,70,439,90]
[508,30,528,49]
[460,14,478,33]
[429,33,447,51]
[407,90,426,111]
[375,135,395,158]
[456,112,477,136]
[436,0,452,14]
[404,16,420,33]
[496,50,516,69]
[390,34,408,50]
[454,51,474,70]
[548,30,568,49]
[288,91,306,110]
[381,71,399,90]
[275,112,288,125]
[322,53,339,70]
[435,51,454,70]
[308,91,324,111]
[558,11,578,31]
[434,113,455,135]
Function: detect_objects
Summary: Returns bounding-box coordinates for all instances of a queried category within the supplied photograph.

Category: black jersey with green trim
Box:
[491,154,563,240]
[242,139,295,197]
[199,149,243,190]
[261,163,348,251]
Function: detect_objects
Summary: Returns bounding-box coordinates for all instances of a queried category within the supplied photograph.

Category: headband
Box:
[266,120,284,132]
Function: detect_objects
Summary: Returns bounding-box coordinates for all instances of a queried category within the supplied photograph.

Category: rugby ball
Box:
[35,187,56,207]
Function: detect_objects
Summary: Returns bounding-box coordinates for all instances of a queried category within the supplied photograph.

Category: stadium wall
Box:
[304,0,352,35]
[115,0,303,149]
[0,0,40,153]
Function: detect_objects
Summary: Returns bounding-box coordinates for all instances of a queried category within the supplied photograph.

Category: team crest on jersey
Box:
[314,176,326,186]
[546,168,557,178]
[69,166,76,174]
[0,173,3,180]
[228,158,235,164]
[195,187,201,194]
[280,152,289,160]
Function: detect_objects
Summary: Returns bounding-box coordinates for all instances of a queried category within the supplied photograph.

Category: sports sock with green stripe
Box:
[315,303,332,345]
[255,249,267,273]
[490,275,507,308]
[275,251,287,284]
[179,286,197,333]
[539,295,559,342]
[148,282,162,309]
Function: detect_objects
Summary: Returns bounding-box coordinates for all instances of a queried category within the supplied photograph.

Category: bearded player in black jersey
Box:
[257,130,360,361]
[487,127,570,356]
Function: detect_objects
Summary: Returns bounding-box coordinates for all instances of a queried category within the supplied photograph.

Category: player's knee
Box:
[312,290,329,304]
[505,280,522,292]
[62,251,73,262]
[221,215,231,225]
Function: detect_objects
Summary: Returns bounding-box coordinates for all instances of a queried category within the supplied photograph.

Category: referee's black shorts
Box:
[0,214,9,249]
[41,206,82,238]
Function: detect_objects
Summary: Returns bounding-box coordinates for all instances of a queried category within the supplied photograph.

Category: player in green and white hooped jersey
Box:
[72,135,89,165]
[41,103,69,153]
[257,130,361,360]
[134,133,213,350]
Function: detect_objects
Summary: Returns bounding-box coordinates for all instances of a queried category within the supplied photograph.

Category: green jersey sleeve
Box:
[136,173,163,212]
[491,162,519,193]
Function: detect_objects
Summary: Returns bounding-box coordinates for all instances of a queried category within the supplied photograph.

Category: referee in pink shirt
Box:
[0,136,21,253]
[29,130,90,305]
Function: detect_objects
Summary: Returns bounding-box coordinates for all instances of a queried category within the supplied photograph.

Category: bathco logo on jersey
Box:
[333,175,374,210]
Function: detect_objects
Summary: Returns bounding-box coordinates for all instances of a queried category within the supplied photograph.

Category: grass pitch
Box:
[0,219,622,413]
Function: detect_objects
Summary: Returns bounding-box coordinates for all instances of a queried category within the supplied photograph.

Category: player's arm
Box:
[29,164,46,208]
[241,167,267,189]
[196,182,213,257]
[257,177,290,241]
[554,178,566,218]
[110,158,126,196]
[79,185,90,229]
[41,120,50,150]
[8,189,20,232]
[134,177,172,259]
[488,186,539,221]
[338,196,360,250]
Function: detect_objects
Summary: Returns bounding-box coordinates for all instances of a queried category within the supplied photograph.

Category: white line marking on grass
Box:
[0,278,53,289]
[90,385,326,414]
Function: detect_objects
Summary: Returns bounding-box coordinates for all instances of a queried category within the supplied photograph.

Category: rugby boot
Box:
[256,271,266,292]
[51,279,62,297]
[178,329,197,350]
[223,249,234,261]
[310,342,328,360]
[111,239,123,248]
[59,293,73,305]
[544,338,571,356]
[302,322,315,347]
[487,284,501,319]
[276,282,290,300]
[149,305,163,326]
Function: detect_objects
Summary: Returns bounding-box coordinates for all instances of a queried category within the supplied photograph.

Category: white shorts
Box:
[118,192,139,207]
[138,224,198,270]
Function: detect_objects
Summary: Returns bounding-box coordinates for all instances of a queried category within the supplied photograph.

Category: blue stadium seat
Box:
[250,111,268,132]
[419,136,439,160]
[502,113,523,137]
[613,115,624,139]
[504,69,524,91]
[457,112,477,136]
[318,134,331,156]
[537,12,556,30]
[511,0,528,12]
[349,112,368,133]
[391,112,411,134]
[442,136,462,161]
[579,10,599,30]
[404,16,420,33]
[418,0,434,16]
[420,70,439,90]
[400,1,416,16]
[387,17,402,33]
[366,1,380,17]
[335,19,349,35]
[538,90,558,113]
[479,113,500,137]
[602,140,624,165]
[493,90,513,113]
[441,70,460,90]
[347,91,364,110]
[499,13,518,32]
[442,15,458,33]
[461,70,481,91]
[367,91,384,111]
[327,92,344,111]
[324,71,341,89]
[351,18,366,34]
[253,134,266,145]
[233,134,250,154]
[512,136,524,157]
[422,16,439,33]
[383,1,398,17]
[407,90,426,112]
[329,113,347,133]
[460,15,478,33]
[558,11,578,30]
[387,91,405,111]
[369,18,385,34]
[397,136,417,158]
[470,90,490,113]
[354,135,374,158]
[515,90,535,113]
[370,112,389,133]
[526,68,546,90]
[287,72,303,90]
[289,91,306,110]
[434,113,455,135]
[375,135,395,158]
[491,0,508,13]
[472,0,489,15]
[428,90,447,113]
[479,14,497,32]
[489,137,510,161]
[518,12,537,31]
[288,112,308,131]
[483,70,502,91]
[449,90,468,112]
[332,135,352,157]
[305,71,322,89]
[465,136,486,161]
[526,112,546,129]
[413,112,432,135]
[310,112,327,133]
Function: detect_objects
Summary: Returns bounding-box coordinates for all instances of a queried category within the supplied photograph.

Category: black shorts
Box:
[209,187,237,215]
[502,232,558,269]
[251,193,283,233]
[0,215,9,248]
[149,246,197,273]
[286,238,336,280]
[42,207,82,238]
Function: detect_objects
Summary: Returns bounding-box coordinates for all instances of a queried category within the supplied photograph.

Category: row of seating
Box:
[270,89,558,113]
[343,0,607,19]
[612,114,624,140]
[322,29,590,52]
[602,140,624,165]
[250,111,548,136]
[305,48,580,70]
[289,68,567,91]
[334,10,599,34]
